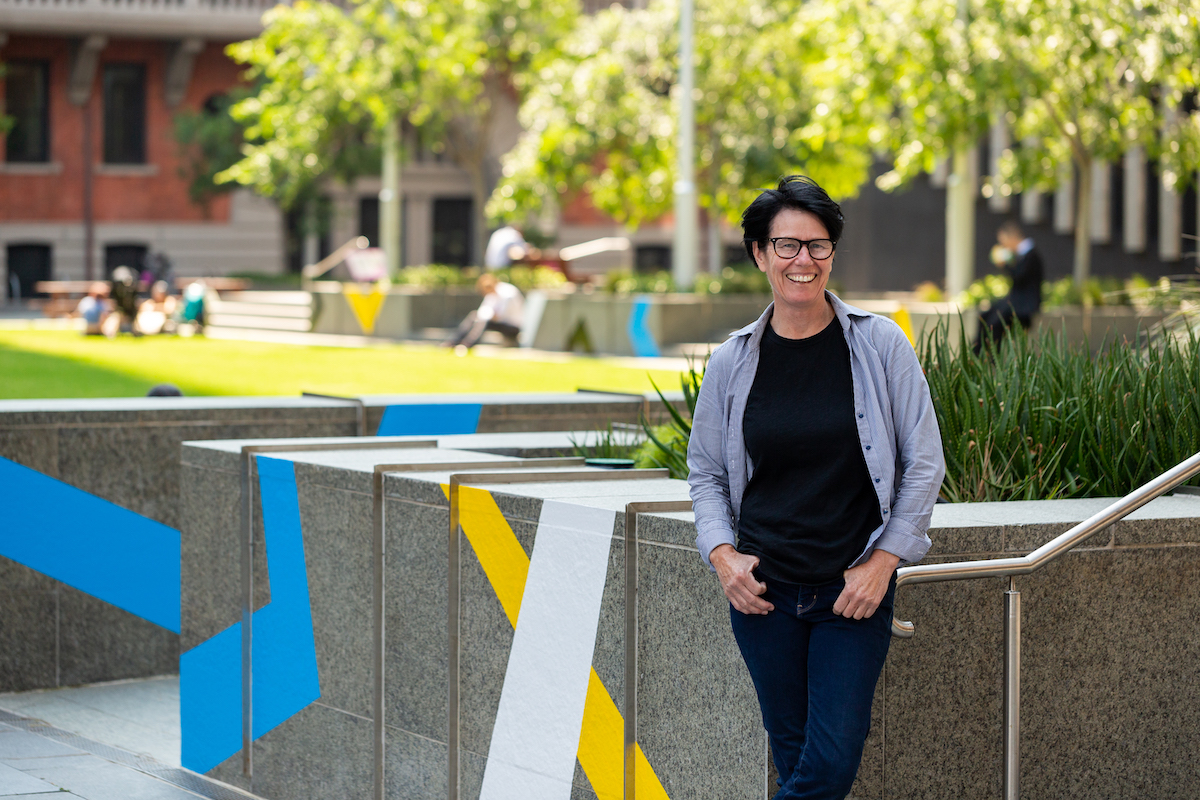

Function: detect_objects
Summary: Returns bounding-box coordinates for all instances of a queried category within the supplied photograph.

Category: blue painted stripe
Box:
[0,456,180,633]
[252,456,321,738]
[626,295,661,357]
[180,456,322,775]
[180,623,242,773]
[376,403,482,436]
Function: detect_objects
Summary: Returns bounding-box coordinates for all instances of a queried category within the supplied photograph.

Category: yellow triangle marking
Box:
[892,305,916,346]
[343,283,387,335]
[446,484,672,800]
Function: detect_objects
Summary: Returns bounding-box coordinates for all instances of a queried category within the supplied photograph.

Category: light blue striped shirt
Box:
[687,293,945,571]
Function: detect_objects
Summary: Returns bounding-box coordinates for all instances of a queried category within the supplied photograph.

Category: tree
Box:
[173,92,248,213]
[217,1,419,210]
[490,0,880,268]
[842,0,1200,285]
[218,0,576,266]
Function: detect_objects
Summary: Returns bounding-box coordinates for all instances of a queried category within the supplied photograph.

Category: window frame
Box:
[102,62,147,165]
[4,60,51,164]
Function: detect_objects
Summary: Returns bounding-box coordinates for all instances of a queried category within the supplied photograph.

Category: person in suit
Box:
[974,219,1044,353]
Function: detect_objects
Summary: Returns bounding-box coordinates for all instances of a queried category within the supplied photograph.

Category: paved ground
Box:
[0,678,258,800]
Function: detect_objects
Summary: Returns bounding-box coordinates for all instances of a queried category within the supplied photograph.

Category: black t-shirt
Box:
[738,317,883,584]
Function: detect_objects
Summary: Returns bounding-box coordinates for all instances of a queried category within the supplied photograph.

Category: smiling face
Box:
[752,207,834,317]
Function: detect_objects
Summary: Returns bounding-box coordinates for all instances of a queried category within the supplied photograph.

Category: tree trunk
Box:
[1073,154,1092,285]
[468,161,489,269]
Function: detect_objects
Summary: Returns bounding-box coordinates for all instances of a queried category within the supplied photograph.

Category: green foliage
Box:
[173,92,248,208]
[601,266,770,295]
[955,274,1013,309]
[602,271,677,295]
[692,267,771,296]
[570,423,642,461]
[920,321,1200,502]
[491,0,877,230]
[219,0,577,250]
[957,274,1175,310]
[637,358,705,479]
[840,0,1200,282]
[219,1,401,207]
[390,264,567,291]
[642,322,1200,501]
[226,271,305,288]
[633,424,687,474]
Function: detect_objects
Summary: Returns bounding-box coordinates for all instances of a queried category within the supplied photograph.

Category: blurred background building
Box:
[2,0,1195,299]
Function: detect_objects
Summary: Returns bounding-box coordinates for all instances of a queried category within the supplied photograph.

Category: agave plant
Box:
[635,357,706,479]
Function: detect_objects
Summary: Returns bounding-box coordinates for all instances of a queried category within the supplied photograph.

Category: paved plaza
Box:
[0,677,257,800]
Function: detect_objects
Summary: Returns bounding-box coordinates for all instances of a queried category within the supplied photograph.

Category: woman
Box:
[687,175,944,799]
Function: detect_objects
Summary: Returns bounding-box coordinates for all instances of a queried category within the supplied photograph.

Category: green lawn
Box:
[0,330,686,399]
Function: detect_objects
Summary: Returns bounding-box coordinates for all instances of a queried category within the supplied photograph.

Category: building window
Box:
[432,198,472,266]
[104,243,148,278]
[6,244,52,299]
[103,63,146,164]
[359,197,380,249]
[4,61,50,163]
[635,245,671,273]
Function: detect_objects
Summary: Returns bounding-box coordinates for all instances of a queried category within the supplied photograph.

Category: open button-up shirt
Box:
[687,293,945,571]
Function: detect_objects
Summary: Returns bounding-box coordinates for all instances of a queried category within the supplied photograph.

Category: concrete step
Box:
[206,301,312,319]
[219,291,312,305]
[205,312,311,332]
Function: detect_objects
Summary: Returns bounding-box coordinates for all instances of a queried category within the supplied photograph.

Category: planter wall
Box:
[0,393,656,694]
[178,436,1200,800]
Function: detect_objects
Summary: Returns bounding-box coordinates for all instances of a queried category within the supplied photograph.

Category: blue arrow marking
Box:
[377,403,482,435]
[626,295,661,357]
[0,456,180,633]
[181,456,320,774]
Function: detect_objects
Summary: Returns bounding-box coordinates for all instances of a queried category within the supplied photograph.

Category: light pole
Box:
[380,116,402,274]
[672,0,697,290]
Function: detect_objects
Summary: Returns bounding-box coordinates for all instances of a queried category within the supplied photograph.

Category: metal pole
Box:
[1003,577,1020,800]
[944,0,974,300]
[380,116,402,274]
[671,0,697,290]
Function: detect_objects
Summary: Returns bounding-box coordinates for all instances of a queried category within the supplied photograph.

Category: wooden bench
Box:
[33,278,252,317]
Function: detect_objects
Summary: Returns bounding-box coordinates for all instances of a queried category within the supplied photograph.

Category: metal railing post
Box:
[1003,576,1021,800]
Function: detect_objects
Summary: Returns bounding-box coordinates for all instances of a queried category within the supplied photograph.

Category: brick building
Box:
[0,2,293,297]
[2,3,1193,299]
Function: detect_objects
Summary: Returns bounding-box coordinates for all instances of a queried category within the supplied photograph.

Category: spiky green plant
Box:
[636,358,705,479]
[642,322,1200,501]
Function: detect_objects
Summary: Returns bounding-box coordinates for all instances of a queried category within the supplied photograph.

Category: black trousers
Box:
[973,301,1032,355]
[446,312,520,348]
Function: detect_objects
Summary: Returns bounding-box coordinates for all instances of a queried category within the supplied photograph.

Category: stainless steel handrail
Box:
[891,449,1200,800]
[892,449,1200,636]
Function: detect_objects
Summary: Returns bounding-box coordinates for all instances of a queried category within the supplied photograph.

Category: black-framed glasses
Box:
[768,237,835,260]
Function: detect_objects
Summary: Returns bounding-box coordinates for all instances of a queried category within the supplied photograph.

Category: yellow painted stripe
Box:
[445,483,672,800]
[891,305,916,346]
[456,485,528,627]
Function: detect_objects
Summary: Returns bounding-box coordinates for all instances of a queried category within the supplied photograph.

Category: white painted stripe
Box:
[479,500,616,800]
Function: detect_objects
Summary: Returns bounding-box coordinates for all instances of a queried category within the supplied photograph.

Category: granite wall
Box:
[0,394,654,694]
[176,437,1200,800]
[0,397,358,693]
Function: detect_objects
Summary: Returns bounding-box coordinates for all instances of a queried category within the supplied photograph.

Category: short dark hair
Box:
[998,219,1023,238]
[741,175,844,262]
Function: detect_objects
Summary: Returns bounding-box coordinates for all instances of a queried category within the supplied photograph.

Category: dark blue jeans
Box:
[730,574,896,800]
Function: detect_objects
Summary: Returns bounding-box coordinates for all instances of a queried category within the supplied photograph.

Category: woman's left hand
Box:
[834,549,900,620]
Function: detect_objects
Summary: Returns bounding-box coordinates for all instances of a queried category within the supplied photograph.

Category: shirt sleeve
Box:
[686,344,738,570]
[872,322,945,564]
[476,293,498,322]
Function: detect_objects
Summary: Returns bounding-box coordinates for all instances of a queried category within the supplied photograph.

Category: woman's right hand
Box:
[710,544,774,615]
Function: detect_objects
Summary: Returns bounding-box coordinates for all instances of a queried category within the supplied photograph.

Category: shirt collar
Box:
[1017,238,1035,256]
[730,292,871,342]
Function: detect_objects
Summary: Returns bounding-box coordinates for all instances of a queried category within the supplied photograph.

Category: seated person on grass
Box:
[444,273,524,351]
